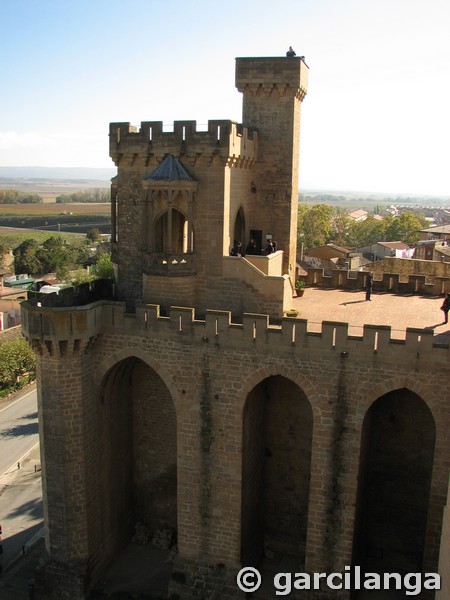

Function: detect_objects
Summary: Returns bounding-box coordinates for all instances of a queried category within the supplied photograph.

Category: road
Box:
[0,389,38,478]
[0,389,43,575]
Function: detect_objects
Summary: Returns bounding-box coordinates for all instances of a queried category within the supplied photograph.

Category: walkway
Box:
[292,287,449,342]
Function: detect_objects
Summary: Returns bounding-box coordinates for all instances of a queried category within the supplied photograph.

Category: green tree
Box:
[86,228,101,243]
[0,338,36,390]
[346,215,387,248]
[384,211,428,242]
[55,264,71,283]
[0,240,10,270]
[13,239,42,275]
[331,208,351,247]
[36,236,70,273]
[91,252,114,280]
[298,204,333,250]
[72,268,92,286]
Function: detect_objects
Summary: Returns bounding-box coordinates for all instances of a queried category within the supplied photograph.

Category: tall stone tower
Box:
[236,57,308,278]
[108,55,308,319]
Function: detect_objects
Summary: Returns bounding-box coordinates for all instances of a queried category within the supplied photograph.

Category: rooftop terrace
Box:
[293,287,449,343]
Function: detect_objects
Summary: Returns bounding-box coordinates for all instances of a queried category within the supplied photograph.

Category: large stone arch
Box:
[352,387,436,578]
[356,377,440,424]
[97,345,180,410]
[240,371,314,568]
[95,351,178,575]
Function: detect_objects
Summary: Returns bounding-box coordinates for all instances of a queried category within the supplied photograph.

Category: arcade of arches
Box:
[94,366,436,594]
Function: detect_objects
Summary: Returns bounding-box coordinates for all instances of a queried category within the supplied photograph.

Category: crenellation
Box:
[21,301,450,366]
[109,119,257,167]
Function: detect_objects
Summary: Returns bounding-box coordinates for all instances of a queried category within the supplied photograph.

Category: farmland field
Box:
[0,227,86,249]
[0,176,111,203]
[0,202,111,216]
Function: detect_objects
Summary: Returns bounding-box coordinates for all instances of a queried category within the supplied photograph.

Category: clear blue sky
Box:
[1,0,449,195]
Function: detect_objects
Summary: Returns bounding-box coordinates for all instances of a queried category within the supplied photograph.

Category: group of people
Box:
[230,239,278,257]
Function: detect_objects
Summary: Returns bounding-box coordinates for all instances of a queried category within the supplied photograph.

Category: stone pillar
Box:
[187,191,193,252]
[34,341,98,599]
[167,190,173,253]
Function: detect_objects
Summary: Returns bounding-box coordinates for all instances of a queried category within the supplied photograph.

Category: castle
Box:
[21,55,449,599]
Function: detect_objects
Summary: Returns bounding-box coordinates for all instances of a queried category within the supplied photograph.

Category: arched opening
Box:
[233,207,246,247]
[352,389,435,580]
[96,357,177,595]
[241,375,313,569]
[154,208,189,253]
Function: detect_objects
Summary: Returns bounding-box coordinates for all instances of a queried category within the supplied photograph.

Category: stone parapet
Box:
[307,267,450,295]
[21,300,449,363]
[109,120,257,167]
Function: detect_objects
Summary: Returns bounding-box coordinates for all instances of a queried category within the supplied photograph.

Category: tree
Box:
[13,239,42,275]
[86,228,101,243]
[0,338,35,390]
[36,236,70,273]
[384,211,428,243]
[331,208,351,247]
[297,204,333,250]
[346,215,387,248]
[91,252,114,280]
[55,264,71,283]
[72,268,92,286]
[0,240,10,270]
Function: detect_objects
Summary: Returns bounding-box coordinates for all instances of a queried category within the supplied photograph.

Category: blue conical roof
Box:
[145,155,195,181]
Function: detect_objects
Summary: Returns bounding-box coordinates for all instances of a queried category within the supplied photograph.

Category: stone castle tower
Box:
[108,56,308,319]
[21,55,450,600]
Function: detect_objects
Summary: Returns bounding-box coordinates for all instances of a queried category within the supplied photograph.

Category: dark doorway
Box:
[241,375,312,567]
[250,229,263,254]
[95,357,177,595]
[234,207,246,247]
[352,389,435,578]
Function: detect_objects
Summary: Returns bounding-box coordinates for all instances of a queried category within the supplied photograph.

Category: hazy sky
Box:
[1,0,449,195]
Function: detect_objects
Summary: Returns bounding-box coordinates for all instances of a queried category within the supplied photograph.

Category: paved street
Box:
[0,388,43,582]
[0,389,38,478]
[0,445,43,573]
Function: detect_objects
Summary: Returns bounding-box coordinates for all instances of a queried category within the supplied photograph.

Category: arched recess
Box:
[352,388,435,576]
[241,375,313,567]
[154,208,191,253]
[233,207,246,246]
[97,356,177,553]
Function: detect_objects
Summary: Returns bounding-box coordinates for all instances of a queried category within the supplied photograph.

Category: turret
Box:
[235,56,308,282]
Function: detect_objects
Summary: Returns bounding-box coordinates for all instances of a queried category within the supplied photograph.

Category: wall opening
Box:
[234,207,246,247]
[352,389,435,578]
[154,208,188,253]
[241,375,312,568]
[97,357,177,582]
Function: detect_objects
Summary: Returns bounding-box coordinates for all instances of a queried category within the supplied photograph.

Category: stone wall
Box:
[306,263,450,295]
[436,477,450,600]
[21,300,450,599]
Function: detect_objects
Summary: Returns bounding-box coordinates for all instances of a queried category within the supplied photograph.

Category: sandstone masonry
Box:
[21,55,449,600]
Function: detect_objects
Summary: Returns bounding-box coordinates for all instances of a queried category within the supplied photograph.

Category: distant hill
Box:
[0,166,116,181]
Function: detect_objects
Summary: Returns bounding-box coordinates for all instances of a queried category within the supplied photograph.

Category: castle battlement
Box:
[109,119,257,166]
[21,299,448,362]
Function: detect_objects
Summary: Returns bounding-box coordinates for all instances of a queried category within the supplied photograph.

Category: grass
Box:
[0,228,86,249]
